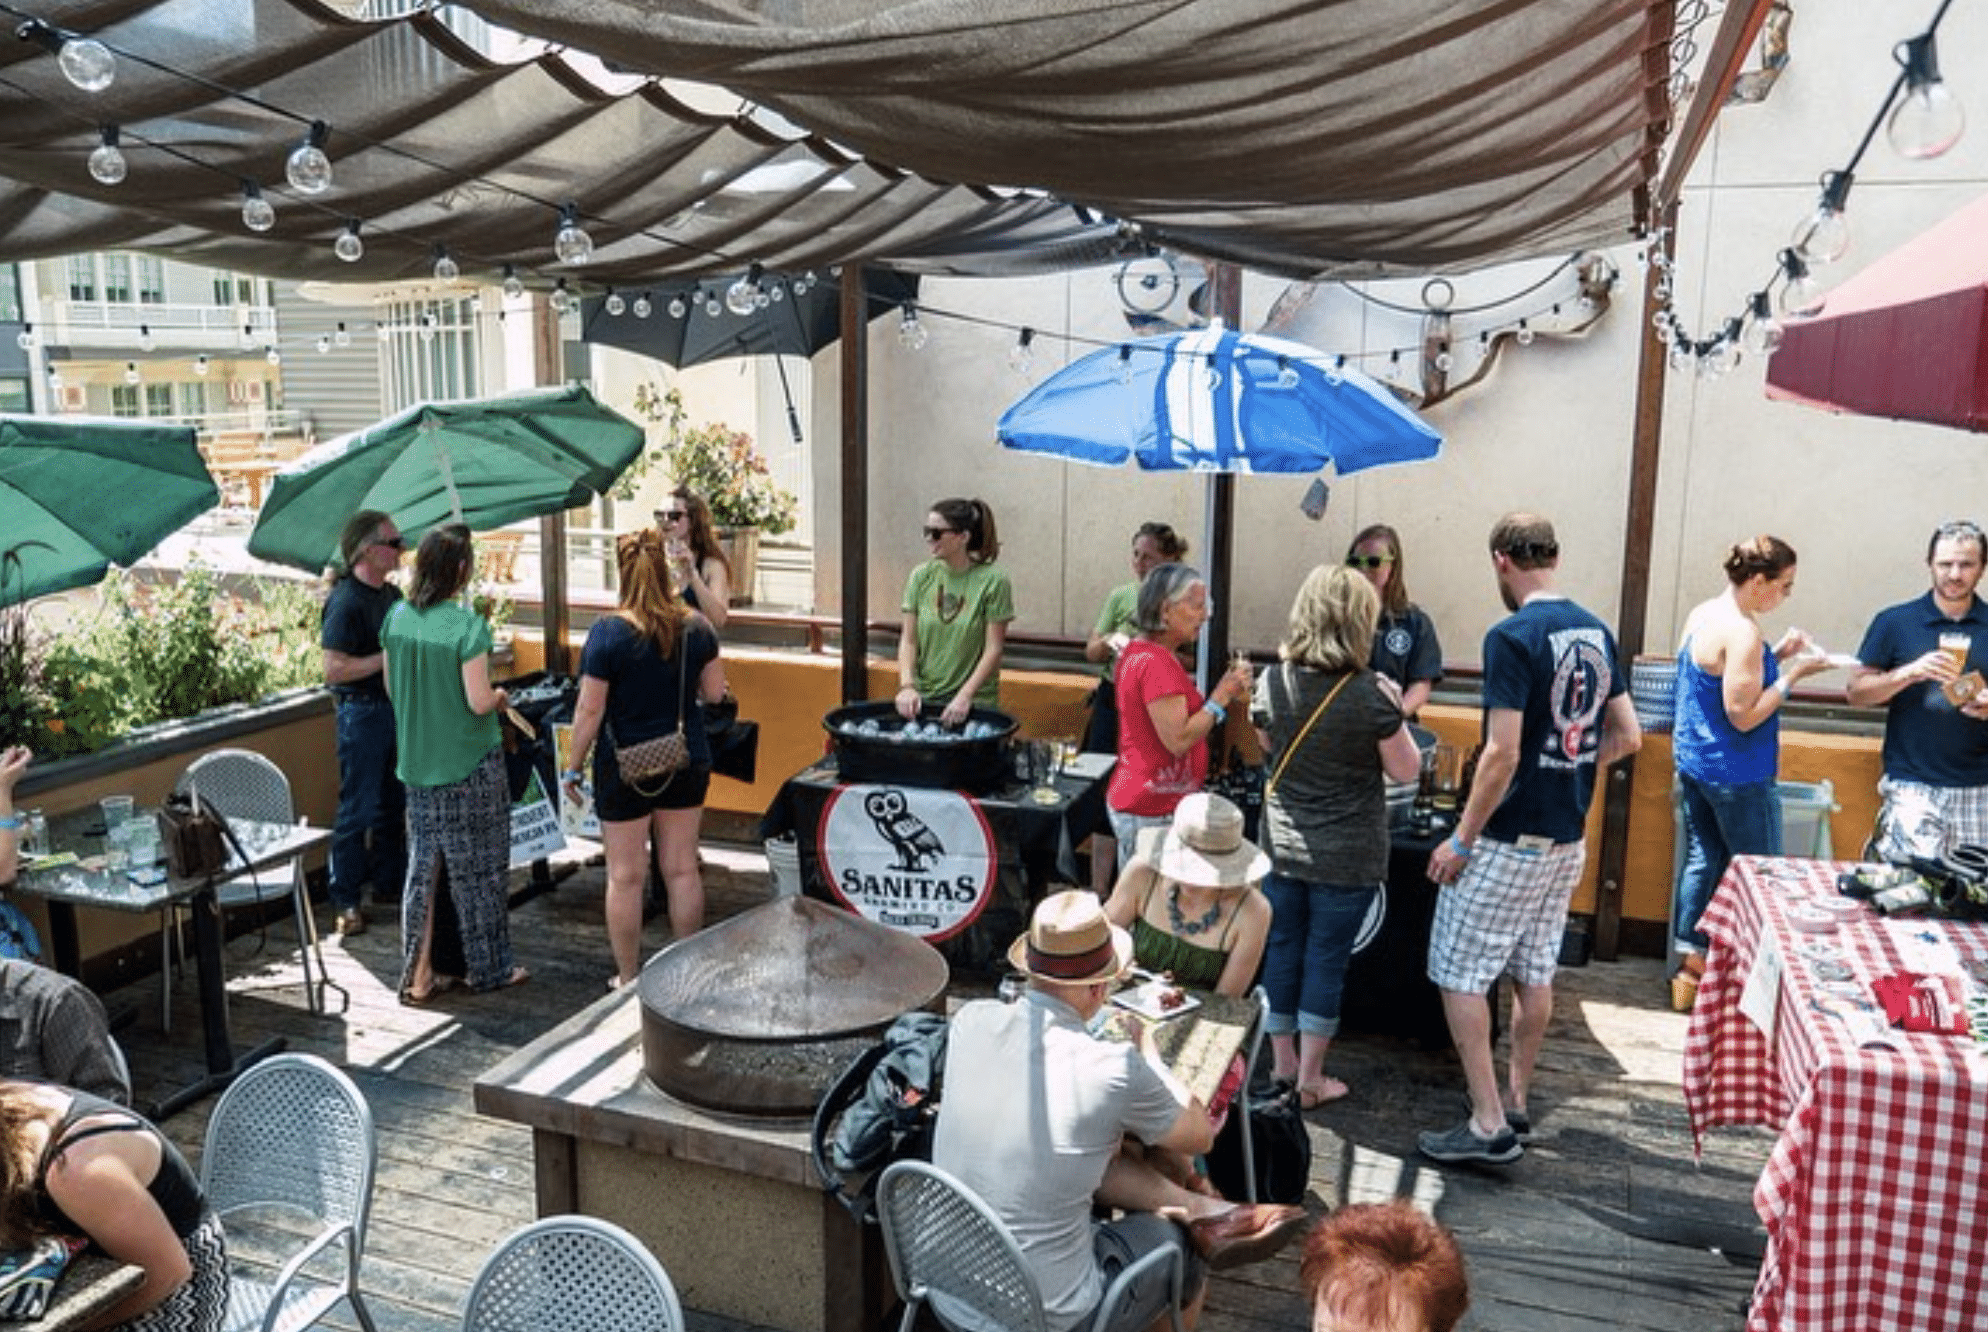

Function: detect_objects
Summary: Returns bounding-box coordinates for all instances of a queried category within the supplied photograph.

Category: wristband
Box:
[1771,677,1791,702]
[559,769,583,784]
[0,814,22,832]
[1202,699,1228,725]
[898,683,917,694]
[1449,834,1472,859]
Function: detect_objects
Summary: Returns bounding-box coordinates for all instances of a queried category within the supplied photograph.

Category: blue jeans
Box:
[1674,774,1781,952]
[331,694,406,911]
[1260,871,1379,1039]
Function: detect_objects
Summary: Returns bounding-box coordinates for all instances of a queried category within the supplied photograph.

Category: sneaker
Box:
[1461,1094,1532,1141]
[1419,1118,1524,1165]
[335,909,367,938]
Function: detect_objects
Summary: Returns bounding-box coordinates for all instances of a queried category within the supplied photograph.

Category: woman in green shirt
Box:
[381,524,527,1003]
[895,497,1015,727]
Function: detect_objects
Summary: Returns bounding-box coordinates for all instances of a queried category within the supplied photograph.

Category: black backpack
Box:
[810,1011,948,1224]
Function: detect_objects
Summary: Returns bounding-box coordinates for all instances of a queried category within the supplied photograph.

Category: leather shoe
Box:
[1185,1203,1307,1270]
[335,909,366,938]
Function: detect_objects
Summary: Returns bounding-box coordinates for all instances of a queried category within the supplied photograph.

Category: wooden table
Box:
[42,1253,144,1332]
[15,815,330,1117]
[474,982,1255,1332]
[1682,855,1988,1332]
[208,458,281,509]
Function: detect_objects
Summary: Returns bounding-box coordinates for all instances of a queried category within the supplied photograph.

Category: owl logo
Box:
[865,788,944,871]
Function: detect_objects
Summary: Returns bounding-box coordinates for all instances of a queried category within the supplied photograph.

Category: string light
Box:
[193,354,209,376]
[667,295,687,319]
[240,180,275,232]
[549,277,572,313]
[1777,248,1825,317]
[137,324,155,352]
[334,321,351,348]
[87,124,126,184]
[1114,344,1134,384]
[430,245,460,284]
[604,287,626,316]
[1008,327,1035,377]
[726,264,765,317]
[631,292,653,319]
[123,361,139,384]
[14,20,116,92]
[13,324,31,351]
[333,219,363,262]
[553,203,593,265]
[896,303,928,351]
[500,264,525,300]
[1888,33,1965,159]
[285,121,333,194]
[1791,171,1853,265]
[702,292,722,319]
[266,345,282,365]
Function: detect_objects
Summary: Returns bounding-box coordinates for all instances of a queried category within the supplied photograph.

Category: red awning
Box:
[1765,191,1988,434]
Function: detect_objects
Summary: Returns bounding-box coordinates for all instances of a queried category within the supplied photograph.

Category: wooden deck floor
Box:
[109,846,1771,1332]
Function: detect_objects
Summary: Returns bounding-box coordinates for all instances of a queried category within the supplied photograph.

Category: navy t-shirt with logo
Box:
[1479,598,1625,845]
[1370,605,1443,690]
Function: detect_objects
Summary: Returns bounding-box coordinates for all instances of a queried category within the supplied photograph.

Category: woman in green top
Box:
[1103,792,1271,997]
[381,524,528,1003]
[895,497,1015,727]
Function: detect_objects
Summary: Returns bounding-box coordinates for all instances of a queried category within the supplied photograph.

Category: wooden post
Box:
[533,295,572,676]
[1593,201,1678,961]
[840,267,870,705]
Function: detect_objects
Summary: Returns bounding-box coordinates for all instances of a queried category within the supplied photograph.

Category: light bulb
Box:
[14,327,32,351]
[88,126,126,185]
[315,334,331,354]
[549,280,571,314]
[193,355,210,376]
[334,322,351,348]
[469,294,483,314]
[768,284,784,304]
[632,293,653,319]
[1114,346,1134,384]
[1516,321,1535,346]
[1888,35,1965,159]
[897,308,928,351]
[703,296,723,318]
[1792,206,1849,265]
[1668,343,1693,374]
[1711,338,1741,375]
[553,204,593,264]
[1009,329,1035,377]
[1741,315,1782,356]
[668,296,687,319]
[138,324,155,352]
[377,322,391,342]
[266,345,282,365]
[753,290,770,311]
[1779,273,1825,318]
[123,362,139,384]
[46,367,60,390]
[432,248,460,284]
[501,265,525,300]
[726,274,760,317]
[240,183,275,232]
[333,221,363,263]
[285,122,333,194]
[605,290,626,316]
[57,37,116,92]
[1888,83,1966,159]
[1654,319,1674,347]
[418,313,436,343]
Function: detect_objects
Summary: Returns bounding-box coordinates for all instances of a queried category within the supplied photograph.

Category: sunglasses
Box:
[373,535,405,550]
[1346,554,1394,570]
[923,526,958,541]
[657,510,686,523]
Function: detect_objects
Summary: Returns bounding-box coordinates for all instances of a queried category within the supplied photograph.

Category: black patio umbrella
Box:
[580,269,920,369]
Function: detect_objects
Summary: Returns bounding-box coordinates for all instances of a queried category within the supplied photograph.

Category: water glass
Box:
[100,794,135,831]
[102,823,131,874]
[23,810,47,858]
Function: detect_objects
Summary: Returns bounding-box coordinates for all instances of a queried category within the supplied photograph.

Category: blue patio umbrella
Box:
[997,323,1440,474]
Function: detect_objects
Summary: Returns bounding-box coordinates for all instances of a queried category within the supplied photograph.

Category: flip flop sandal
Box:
[1298,1079,1349,1110]
[401,975,462,1005]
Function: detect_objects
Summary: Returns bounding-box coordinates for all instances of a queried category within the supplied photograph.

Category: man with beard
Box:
[1419,514,1640,1164]
[1848,520,1988,862]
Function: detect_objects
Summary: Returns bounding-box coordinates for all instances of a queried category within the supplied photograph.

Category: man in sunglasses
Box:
[1847,520,1988,863]
[319,510,408,938]
[1419,513,1640,1165]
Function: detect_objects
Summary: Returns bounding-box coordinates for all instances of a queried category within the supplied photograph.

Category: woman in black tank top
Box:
[0,1081,227,1332]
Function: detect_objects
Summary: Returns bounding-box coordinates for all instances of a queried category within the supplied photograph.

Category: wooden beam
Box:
[1656,0,1782,210]
[1594,201,1679,962]
[840,267,870,705]
[1198,265,1242,685]
[533,295,571,675]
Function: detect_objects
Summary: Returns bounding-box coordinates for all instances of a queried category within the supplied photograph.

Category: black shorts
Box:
[593,760,712,822]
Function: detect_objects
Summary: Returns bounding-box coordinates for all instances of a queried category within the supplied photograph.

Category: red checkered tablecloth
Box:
[1681,856,1988,1332]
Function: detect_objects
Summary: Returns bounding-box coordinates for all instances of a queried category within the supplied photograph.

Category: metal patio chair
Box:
[876,1160,1184,1332]
[462,1215,685,1332]
[199,1052,380,1332]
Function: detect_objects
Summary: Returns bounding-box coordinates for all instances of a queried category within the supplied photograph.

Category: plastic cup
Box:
[1941,632,1971,675]
[100,794,135,830]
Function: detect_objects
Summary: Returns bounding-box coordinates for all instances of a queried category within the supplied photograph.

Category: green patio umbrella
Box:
[246,386,646,573]
[0,414,219,607]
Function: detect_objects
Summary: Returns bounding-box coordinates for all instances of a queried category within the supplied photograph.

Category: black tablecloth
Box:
[760,759,1110,974]
[1339,814,1460,1048]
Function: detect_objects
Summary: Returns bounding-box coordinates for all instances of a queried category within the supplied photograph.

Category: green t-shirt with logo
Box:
[382,599,499,788]
[1092,581,1140,682]
[902,559,1016,708]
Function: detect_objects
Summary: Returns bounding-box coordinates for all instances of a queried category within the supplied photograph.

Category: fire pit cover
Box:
[639,896,950,1114]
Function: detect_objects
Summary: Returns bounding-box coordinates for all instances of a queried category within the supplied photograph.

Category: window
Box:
[136,256,165,305]
[68,255,96,302]
[0,265,20,322]
[110,384,140,417]
[144,383,174,416]
[210,272,257,307]
[380,297,482,409]
[179,381,207,418]
[102,254,132,304]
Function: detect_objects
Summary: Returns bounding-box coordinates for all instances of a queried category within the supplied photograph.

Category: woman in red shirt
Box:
[1107,563,1252,871]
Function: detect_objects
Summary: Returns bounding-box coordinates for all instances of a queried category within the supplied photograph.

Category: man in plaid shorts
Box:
[1419,514,1641,1164]
[1847,520,1988,864]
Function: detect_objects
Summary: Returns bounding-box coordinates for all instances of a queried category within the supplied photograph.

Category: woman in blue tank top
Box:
[1671,536,1826,1009]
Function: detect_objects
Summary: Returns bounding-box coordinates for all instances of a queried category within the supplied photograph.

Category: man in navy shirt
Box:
[321,509,406,938]
[1420,514,1640,1165]
[1847,519,1988,863]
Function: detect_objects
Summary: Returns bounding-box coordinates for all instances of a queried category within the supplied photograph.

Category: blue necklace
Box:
[1167,883,1222,937]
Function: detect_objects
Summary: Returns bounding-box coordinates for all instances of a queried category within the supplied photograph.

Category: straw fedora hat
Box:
[1007,889,1134,985]
[1135,792,1270,890]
